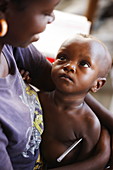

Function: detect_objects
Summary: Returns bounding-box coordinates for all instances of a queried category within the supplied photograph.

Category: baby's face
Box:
[51,39,103,94]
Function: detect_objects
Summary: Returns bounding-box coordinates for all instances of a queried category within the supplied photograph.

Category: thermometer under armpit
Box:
[57,138,82,162]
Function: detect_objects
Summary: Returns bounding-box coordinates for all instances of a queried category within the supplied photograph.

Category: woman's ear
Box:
[0,18,8,37]
[0,9,8,37]
[90,78,106,93]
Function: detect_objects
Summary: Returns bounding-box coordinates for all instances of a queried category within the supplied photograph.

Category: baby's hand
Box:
[20,69,31,83]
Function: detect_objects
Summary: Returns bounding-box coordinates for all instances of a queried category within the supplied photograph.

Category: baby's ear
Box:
[90,78,106,93]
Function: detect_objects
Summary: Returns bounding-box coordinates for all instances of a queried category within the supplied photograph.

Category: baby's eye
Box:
[57,55,67,61]
[79,60,90,68]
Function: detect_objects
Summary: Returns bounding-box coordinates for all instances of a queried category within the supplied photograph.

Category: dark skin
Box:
[0,0,112,169]
[48,128,110,170]
[85,93,113,133]
[86,95,113,170]
[38,35,112,169]
[0,0,59,89]
[1,0,58,47]
[111,135,113,169]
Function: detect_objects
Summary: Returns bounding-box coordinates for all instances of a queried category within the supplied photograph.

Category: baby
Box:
[39,34,112,169]
[21,34,112,169]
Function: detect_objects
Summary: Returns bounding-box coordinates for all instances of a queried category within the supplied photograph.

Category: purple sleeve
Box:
[13,44,54,91]
[13,44,48,76]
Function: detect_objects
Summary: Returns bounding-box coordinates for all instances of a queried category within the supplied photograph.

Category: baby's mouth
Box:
[59,74,73,82]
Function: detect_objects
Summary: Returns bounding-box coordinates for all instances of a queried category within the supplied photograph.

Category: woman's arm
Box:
[104,134,113,170]
[49,128,110,170]
[85,93,113,132]
[110,135,113,169]
[109,134,113,169]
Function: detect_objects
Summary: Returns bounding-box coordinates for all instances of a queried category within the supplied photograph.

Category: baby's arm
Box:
[48,127,110,170]
[85,93,113,132]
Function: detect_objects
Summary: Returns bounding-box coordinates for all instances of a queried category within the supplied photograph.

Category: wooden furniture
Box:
[85,0,99,22]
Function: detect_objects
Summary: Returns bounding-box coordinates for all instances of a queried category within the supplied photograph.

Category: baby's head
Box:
[52,34,112,94]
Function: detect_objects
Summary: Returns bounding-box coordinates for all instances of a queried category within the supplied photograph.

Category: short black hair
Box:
[0,0,37,11]
[0,0,9,12]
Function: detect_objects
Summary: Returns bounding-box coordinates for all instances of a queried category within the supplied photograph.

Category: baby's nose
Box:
[63,63,76,73]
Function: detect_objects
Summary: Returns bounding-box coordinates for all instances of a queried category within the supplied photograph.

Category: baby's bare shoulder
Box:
[83,102,101,131]
[81,103,101,147]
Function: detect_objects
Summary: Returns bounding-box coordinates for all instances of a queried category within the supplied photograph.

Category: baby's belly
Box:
[41,139,81,168]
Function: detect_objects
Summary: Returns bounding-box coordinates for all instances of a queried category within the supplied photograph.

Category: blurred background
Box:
[55,0,113,110]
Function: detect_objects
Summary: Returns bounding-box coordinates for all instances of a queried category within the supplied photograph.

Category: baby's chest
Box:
[44,107,83,139]
[41,117,82,167]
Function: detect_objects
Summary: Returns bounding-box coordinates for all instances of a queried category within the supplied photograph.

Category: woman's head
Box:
[0,0,60,47]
